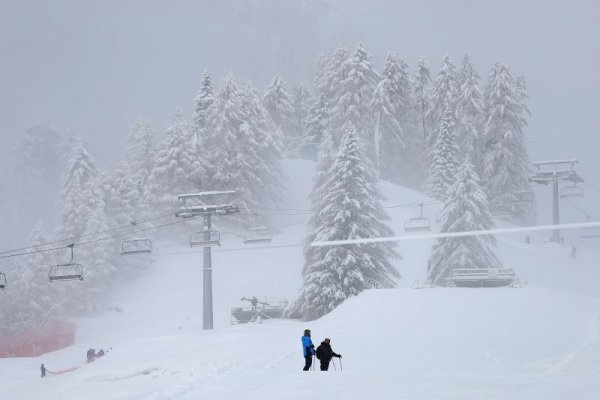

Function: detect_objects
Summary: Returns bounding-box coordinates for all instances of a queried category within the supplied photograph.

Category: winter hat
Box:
[304,329,311,335]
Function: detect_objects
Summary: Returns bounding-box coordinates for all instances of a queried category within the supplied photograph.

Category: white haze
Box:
[0,0,599,223]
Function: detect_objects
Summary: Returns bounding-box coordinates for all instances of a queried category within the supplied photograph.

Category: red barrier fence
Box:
[0,321,76,358]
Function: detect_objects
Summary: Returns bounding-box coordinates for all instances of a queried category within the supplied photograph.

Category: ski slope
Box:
[1,159,600,400]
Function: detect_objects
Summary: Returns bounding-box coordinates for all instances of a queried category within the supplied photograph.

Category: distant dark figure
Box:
[560,236,565,246]
[251,296,258,310]
[570,245,577,259]
[40,363,46,378]
[524,236,530,244]
[87,348,95,363]
[316,338,341,371]
[301,329,315,371]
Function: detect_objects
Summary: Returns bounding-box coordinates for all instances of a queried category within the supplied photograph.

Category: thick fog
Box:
[1,0,599,224]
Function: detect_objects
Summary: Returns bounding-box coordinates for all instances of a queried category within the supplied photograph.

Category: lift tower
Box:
[529,160,583,243]
[175,190,239,330]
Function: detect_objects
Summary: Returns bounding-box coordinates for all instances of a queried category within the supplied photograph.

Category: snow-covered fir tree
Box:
[4,224,58,335]
[427,155,501,285]
[146,110,202,212]
[413,57,432,141]
[288,122,399,321]
[314,47,349,108]
[482,63,534,223]
[455,54,485,171]
[192,71,214,143]
[426,56,459,152]
[55,143,99,241]
[204,78,284,221]
[124,117,155,189]
[426,103,460,201]
[262,75,295,155]
[301,94,329,159]
[372,52,421,185]
[332,43,380,164]
[289,85,312,157]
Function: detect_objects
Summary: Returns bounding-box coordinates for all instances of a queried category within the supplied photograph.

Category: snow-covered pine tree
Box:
[124,117,155,189]
[426,102,460,201]
[238,81,285,214]
[262,75,295,156]
[332,43,380,164]
[301,94,329,160]
[482,63,534,223]
[192,71,214,137]
[455,54,485,171]
[55,143,99,241]
[73,176,117,312]
[426,56,459,152]
[314,47,349,107]
[289,85,312,157]
[4,224,58,335]
[413,57,432,141]
[146,110,202,212]
[204,78,284,222]
[427,154,501,285]
[289,122,399,321]
[372,52,421,186]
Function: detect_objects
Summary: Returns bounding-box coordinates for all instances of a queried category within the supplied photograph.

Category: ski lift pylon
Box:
[49,244,84,282]
[404,202,431,233]
[0,272,6,289]
[121,222,153,255]
[189,229,221,247]
[244,226,273,244]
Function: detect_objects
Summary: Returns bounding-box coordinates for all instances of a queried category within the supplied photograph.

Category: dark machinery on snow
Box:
[230,297,287,324]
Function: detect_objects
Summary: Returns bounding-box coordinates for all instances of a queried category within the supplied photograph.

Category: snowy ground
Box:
[2,159,600,399]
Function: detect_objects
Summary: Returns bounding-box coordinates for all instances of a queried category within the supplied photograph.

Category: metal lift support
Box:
[530,159,583,242]
[175,191,239,330]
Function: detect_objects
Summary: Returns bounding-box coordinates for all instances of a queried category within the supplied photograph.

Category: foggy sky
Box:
[1,0,599,224]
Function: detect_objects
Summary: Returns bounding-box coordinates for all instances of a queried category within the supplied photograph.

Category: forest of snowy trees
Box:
[0,43,535,330]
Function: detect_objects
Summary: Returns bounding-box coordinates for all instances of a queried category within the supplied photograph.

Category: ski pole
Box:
[331,359,336,371]
[340,357,343,371]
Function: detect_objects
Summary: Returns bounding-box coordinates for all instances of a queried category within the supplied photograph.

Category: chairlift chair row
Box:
[581,226,600,239]
[560,185,584,199]
[120,222,153,256]
[49,244,84,282]
[244,226,273,244]
[190,229,221,247]
[404,202,432,233]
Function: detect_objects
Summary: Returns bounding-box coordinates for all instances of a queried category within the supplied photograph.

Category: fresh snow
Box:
[1,159,599,399]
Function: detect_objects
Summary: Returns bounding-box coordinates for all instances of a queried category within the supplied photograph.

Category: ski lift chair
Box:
[560,185,584,199]
[581,226,600,239]
[404,217,431,233]
[49,244,83,282]
[446,267,516,288]
[190,229,221,247]
[121,238,153,255]
[244,226,273,244]
[0,272,6,289]
[514,191,534,203]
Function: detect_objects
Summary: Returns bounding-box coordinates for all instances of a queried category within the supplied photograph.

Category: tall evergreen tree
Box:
[413,57,432,141]
[146,110,201,211]
[427,155,501,285]
[314,47,349,107]
[55,143,99,241]
[301,94,329,159]
[263,75,295,155]
[426,103,460,201]
[289,122,399,321]
[426,56,459,152]
[192,71,214,144]
[482,63,534,223]
[124,117,156,189]
[332,44,380,163]
[455,55,485,170]
[289,85,312,156]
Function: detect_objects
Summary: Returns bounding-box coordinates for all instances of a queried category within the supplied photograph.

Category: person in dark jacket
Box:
[316,338,341,371]
[40,363,46,378]
[301,329,315,371]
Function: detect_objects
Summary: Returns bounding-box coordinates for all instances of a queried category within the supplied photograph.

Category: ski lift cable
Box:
[563,198,596,220]
[0,213,205,260]
[0,212,175,257]
[311,221,600,247]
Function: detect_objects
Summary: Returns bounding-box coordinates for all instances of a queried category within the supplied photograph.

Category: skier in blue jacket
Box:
[301,329,315,371]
